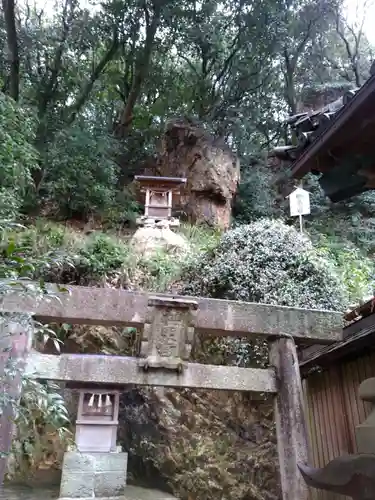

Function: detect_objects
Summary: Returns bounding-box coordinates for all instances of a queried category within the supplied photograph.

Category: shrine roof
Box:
[134,175,187,188]
[274,70,375,202]
[300,296,375,376]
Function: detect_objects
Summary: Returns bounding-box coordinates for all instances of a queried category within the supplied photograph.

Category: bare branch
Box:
[178,53,200,76]
[38,0,75,115]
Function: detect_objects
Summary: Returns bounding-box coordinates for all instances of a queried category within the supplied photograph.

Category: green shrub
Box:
[0,220,71,478]
[0,93,38,218]
[316,234,375,304]
[77,233,129,280]
[181,219,347,367]
[233,161,281,223]
[44,125,118,219]
[183,219,346,310]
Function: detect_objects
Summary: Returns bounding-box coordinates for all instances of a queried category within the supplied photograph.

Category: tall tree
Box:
[2,0,19,100]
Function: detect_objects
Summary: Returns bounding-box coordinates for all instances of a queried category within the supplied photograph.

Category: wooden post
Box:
[0,315,33,484]
[270,337,309,500]
[167,190,173,218]
[145,189,150,217]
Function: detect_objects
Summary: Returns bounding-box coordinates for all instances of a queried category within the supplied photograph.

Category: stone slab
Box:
[59,451,127,499]
[59,485,177,500]
[1,283,342,343]
[60,472,95,498]
[94,472,125,497]
[62,451,128,473]
[25,350,277,393]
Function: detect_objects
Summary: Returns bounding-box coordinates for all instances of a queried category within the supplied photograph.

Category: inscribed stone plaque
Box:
[139,296,197,372]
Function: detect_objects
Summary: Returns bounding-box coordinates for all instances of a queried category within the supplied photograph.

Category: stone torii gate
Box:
[0,284,342,500]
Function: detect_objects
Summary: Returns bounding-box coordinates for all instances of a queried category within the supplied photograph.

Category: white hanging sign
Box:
[288,187,311,217]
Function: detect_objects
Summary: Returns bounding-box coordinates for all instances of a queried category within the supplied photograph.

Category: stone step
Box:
[2,486,177,500]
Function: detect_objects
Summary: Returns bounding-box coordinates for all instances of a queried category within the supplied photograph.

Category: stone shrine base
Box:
[60,486,177,500]
[59,451,128,499]
[135,216,180,228]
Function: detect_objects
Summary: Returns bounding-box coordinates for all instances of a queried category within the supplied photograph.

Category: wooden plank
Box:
[0,284,343,344]
[24,351,277,393]
[270,337,310,500]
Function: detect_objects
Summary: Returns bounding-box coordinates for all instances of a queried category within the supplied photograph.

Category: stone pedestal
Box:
[59,450,128,499]
[135,216,180,228]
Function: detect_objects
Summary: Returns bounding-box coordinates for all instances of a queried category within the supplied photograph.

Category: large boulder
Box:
[130,222,189,258]
[156,118,240,230]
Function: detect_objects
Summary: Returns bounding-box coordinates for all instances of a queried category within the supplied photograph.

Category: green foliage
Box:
[1,0,374,232]
[1,220,219,293]
[178,224,222,255]
[0,93,38,218]
[316,235,375,304]
[0,218,71,476]
[78,233,129,280]
[183,219,346,310]
[233,159,281,223]
[181,219,347,367]
[9,379,71,477]
[44,125,119,219]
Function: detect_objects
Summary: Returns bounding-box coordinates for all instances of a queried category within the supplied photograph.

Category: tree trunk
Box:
[2,0,20,101]
[114,3,162,139]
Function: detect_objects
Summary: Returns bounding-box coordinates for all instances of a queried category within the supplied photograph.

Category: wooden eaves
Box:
[300,298,375,377]
[276,73,375,201]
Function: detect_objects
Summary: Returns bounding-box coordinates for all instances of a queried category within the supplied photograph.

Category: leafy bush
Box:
[0,93,38,217]
[43,124,119,219]
[315,235,375,304]
[77,233,130,280]
[181,219,347,367]
[233,160,281,223]
[10,379,71,477]
[183,219,346,310]
[0,220,71,479]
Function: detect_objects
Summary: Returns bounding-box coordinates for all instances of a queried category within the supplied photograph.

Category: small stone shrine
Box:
[134,175,186,227]
[299,376,375,499]
[59,384,127,499]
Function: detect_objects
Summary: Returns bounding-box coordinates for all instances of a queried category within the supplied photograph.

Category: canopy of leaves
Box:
[0,93,38,217]
[1,0,372,225]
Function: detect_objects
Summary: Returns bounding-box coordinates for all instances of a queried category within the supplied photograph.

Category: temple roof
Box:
[274,67,375,202]
[134,175,187,190]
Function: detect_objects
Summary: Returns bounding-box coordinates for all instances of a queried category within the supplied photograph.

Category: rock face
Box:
[118,387,279,500]
[154,118,240,230]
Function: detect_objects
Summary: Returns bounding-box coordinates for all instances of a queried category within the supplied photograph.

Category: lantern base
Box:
[59,450,127,499]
